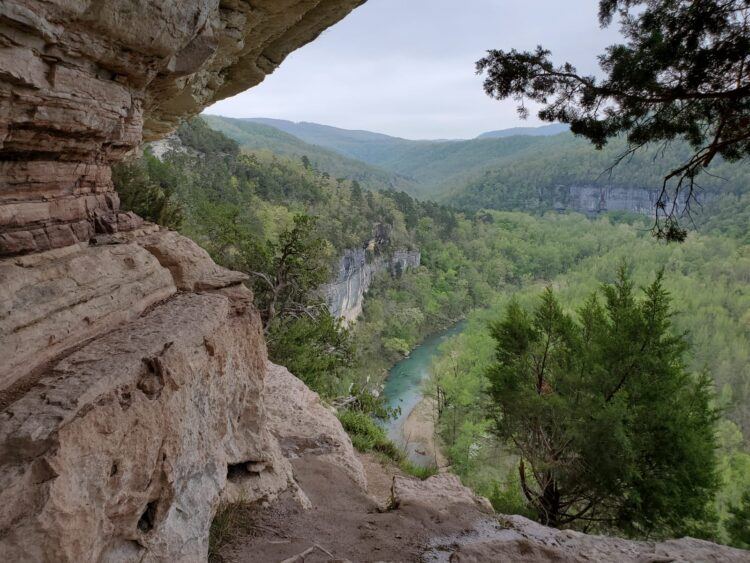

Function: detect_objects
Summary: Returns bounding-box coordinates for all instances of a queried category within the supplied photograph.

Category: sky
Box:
[204,0,622,140]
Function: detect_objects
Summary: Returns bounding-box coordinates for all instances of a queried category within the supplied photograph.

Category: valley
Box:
[2,1,748,559]
[121,115,749,549]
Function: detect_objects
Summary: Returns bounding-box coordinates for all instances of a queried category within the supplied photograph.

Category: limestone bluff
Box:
[0,2,746,562]
[0,1,364,560]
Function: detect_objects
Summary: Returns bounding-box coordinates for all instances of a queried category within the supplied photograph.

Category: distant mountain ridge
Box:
[202,115,414,192]
[230,117,564,197]
[477,123,569,139]
[203,115,749,218]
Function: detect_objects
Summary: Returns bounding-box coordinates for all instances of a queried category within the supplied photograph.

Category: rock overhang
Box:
[0,0,366,256]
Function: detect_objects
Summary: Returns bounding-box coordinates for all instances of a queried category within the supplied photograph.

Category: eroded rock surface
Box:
[0,0,365,255]
[264,361,366,489]
[0,233,298,560]
[431,514,750,563]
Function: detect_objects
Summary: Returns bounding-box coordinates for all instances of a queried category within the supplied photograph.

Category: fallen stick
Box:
[279,546,314,563]
[279,543,336,563]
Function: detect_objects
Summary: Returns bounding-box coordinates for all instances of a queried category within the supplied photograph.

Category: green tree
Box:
[267,313,353,395]
[112,153,183,229]
[727,490,750,548]
[485,268,719,535]
[477,0,750,240]
[244,214,332,329]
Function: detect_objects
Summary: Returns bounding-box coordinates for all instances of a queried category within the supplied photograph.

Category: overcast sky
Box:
[204,0,622,140]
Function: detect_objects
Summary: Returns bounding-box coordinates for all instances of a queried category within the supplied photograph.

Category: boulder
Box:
[264,362,367,490]
[427,514,750,562]
[0,290,285,562]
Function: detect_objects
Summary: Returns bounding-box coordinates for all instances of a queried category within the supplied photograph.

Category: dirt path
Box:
[217,455,486,563]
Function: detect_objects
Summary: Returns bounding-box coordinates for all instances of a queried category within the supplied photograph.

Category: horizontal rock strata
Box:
[0,0,365,256]
[0,226,300,562]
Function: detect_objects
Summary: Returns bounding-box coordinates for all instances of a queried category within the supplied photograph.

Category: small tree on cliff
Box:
[242,214,332,329]
[476,0,750,240]
[485,268,719,536]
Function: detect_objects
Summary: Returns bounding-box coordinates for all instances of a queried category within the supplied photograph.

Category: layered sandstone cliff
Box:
[0,2,365,560]
[0,0,363,256]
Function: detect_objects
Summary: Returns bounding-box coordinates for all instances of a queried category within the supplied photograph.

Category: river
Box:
[380,321,466,466]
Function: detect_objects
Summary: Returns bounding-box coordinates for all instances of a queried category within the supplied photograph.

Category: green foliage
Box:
[244,215,333,327]
[178,117,240,155]
[267,313,353,395]
[112,153,184,229]
[488,473,536,519]
[444,133,750,216]
[336,410,438,479]
[337,409,401,460]
[728,490,750,549]
[202,115,413,192]
[486,270,720,535]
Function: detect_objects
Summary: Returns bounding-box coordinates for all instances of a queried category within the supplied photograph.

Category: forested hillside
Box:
[116,117,750,548]
[202,115,414,192]
[209,117,749,230]
[427,223,750,544]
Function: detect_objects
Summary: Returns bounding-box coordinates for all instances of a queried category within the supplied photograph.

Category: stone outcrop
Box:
[430,514,750,562]
[0,229,293,561]
[0,221,373,562]
[0,0,365,256]
[546,184,707,216]
[323,247,421,323]
[264,362,366,490]
[395,476,748,563]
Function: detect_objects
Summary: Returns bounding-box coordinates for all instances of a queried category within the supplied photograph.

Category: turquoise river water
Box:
[380,321,466,465]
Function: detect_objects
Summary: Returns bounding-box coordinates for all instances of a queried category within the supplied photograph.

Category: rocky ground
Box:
[213,368,750,563]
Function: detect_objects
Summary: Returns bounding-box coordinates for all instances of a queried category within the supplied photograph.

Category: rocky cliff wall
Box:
[0,0,364,256]
[0,2,365,560]
[548,184,705,216]
[323,248,421,323]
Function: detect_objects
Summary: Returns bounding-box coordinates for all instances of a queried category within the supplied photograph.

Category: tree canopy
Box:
[477,0,750,240]
[485,269,719,535]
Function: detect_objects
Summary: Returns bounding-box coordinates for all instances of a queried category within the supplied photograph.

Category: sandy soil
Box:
[401,397,449,468]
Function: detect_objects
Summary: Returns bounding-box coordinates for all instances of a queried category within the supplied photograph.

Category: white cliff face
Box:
[323,248,421,323]
[551,185,707,215]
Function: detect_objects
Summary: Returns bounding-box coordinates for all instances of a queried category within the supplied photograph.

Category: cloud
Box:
[204,0,621,139]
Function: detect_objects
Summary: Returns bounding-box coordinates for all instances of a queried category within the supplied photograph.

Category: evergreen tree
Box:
[477,0,750,240]
[728,490,750,548]
[242,214,332,329]
[112,153,184,229]
[485,268,719,535]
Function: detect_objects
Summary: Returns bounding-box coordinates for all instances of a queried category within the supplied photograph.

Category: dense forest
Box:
[427,221,750,545]
[115,117,750,548]
[208,116,750,222]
